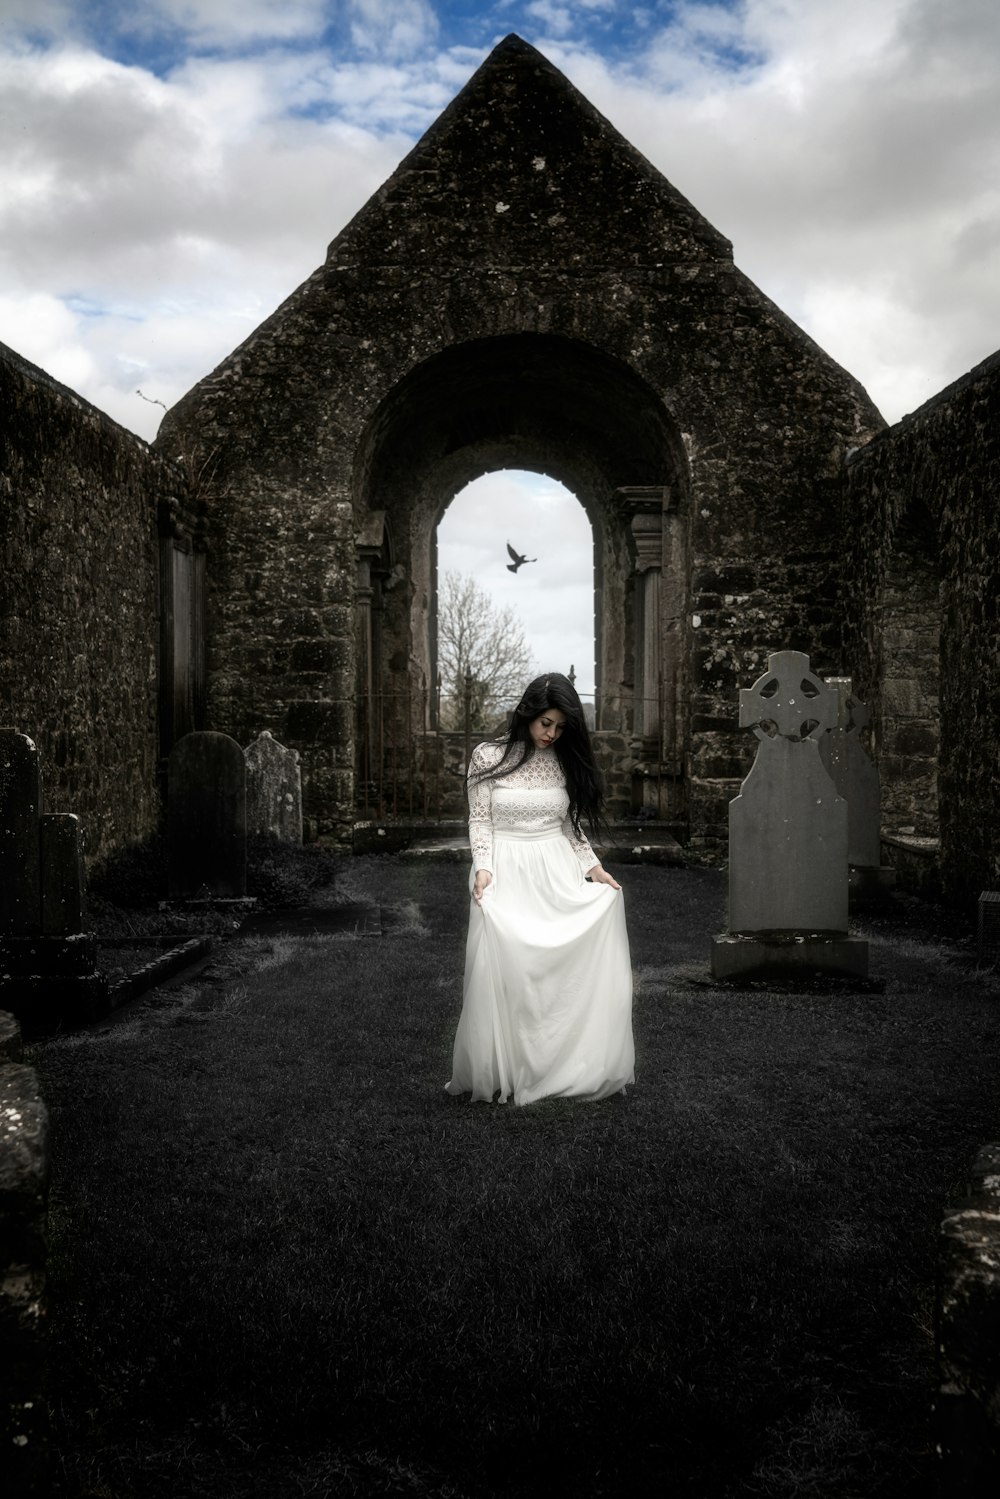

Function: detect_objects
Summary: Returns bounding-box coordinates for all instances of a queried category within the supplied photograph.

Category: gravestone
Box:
[245,730,302,843]
[0,729,107,1031]
[168,732,247,899]
[40,813,86,934]
[0,730,42,934]
[820,678,895,902]
[711,652,869,980]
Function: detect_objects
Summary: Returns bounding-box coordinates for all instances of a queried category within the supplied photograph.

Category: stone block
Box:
[710,933,869,981]
[286,699,351,743]
[290,639,338,673]
[0,731,42,936]
[167,732,248,899]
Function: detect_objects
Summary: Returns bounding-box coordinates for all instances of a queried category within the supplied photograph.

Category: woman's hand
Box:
[588,864,621,891]
[473,870,493,905]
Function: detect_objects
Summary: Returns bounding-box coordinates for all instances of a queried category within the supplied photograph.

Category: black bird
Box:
[506,541,537,573]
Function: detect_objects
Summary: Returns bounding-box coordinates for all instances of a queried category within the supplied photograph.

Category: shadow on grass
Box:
[33,858,998,1497]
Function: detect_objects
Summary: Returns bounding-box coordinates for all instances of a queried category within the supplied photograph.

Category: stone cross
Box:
[167,732,247,899]
[729,650,847,933]
[245,730,303,843]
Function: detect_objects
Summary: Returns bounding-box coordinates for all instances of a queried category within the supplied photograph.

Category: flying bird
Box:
[506,542,537,573]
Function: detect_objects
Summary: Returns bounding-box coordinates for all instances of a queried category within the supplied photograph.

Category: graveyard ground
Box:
[28,855,1000,1499]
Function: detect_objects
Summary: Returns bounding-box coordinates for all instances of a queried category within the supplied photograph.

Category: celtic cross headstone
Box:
[730,650,846,932]
[711,651,869,980]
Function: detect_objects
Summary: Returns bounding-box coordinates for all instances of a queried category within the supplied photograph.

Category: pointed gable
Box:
[327,34,732,271]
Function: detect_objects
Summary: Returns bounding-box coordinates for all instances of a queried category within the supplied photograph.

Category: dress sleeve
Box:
[560,814,599,875]
[468,743,495,873]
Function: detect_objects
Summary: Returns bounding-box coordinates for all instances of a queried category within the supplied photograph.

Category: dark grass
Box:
[31,859,1000,1497]
[87,835,340,941]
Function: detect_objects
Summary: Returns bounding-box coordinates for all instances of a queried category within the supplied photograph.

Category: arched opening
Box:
[352,332,690,823]
[435,469,596,733]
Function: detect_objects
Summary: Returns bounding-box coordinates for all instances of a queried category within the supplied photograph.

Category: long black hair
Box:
[470,672,605,840]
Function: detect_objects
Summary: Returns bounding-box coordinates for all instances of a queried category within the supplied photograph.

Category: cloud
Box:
[347,0,440,59]
[125,0,332,49]
[542,0,1000,417]
[0,37,414,427]
[1,0,998,443]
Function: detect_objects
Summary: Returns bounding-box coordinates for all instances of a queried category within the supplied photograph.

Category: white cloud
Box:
[1,0,998,445]
[348,0,440,59]
[0,291,97,392]
[126,0,331,48]
[543,0,1000,418]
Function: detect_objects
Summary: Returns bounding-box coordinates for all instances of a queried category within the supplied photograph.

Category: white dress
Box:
[445,741,635,1106]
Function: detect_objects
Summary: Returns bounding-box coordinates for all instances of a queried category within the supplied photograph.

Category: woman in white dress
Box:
[445,673,635,1106]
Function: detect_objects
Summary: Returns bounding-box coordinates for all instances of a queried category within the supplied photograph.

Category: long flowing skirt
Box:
[445,829,635,1105]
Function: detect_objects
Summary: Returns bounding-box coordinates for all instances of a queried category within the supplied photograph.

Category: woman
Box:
[445,673,634,1106]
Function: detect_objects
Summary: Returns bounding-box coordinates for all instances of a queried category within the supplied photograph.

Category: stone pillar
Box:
[615,486,686,774]
[630,511,663,744]
[356,511,388,805]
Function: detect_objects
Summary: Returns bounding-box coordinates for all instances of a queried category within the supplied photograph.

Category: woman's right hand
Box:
[473,870,493,905]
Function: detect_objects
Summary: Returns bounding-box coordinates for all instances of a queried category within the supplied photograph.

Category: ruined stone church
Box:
[3,35,997,904]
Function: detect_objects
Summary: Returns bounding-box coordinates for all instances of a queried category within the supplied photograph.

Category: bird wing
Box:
[506,541,521,563]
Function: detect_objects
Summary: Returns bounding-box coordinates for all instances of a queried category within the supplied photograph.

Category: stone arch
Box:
[352,332,690,788]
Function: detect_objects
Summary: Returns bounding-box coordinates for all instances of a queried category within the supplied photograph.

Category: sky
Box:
[2,0,998,693]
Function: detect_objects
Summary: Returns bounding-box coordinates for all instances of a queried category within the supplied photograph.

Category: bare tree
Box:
[437,570,535,731]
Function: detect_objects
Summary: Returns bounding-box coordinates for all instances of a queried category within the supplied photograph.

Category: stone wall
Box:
[845,350,1000,906]
[0,342,181,869]
[157,35,884,849]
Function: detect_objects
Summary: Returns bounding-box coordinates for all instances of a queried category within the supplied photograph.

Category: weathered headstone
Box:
[820,681,880,863]
[0,729,42,935]
[821,679,895,902]
[245,730,302,843]
[711,650,868,980]
[168,732,247,899]
[40,813,86,935]
[0,730,107,1031]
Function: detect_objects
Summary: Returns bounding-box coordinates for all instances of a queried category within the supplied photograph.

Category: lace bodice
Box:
[467,741,598,875]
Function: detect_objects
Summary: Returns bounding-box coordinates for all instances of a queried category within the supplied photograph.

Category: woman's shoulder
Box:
[470,740,505,770]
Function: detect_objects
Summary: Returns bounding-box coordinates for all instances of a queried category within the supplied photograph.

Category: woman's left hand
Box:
[588,864,621,891]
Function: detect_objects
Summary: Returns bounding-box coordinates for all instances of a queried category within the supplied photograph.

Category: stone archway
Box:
[352,332,690,817]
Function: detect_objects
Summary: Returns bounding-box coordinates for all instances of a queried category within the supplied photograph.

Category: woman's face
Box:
[529,707,567,750]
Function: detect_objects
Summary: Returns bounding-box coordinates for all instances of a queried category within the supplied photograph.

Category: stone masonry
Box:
[845,350,1000,905]
[0,342,188,870]
[156,34,884,849]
